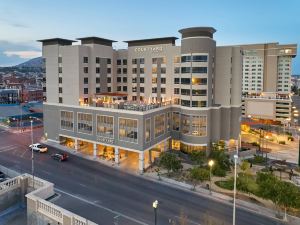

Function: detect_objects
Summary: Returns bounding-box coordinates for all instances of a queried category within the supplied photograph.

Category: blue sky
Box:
[0,0,299,73]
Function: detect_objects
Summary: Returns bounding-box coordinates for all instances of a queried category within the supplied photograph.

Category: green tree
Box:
[190,151,206,166]
[159,152,182,176]
[189,167,210,190]
[240,161,250,174]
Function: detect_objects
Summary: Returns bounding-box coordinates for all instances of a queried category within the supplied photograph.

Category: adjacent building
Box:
[239,43,297,123]
[40,27,242,172]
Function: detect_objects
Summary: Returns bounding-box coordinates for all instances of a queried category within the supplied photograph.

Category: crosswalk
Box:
[0,145,18,153]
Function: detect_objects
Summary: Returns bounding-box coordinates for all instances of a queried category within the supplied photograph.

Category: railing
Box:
[0,176,20,195]
[37,199,63,223]
[242,95,290,100]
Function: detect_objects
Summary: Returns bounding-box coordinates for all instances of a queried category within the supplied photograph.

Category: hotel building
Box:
[240,43,297,123]
[40,27,242,172]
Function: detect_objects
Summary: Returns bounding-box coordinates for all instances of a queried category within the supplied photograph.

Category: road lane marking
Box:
[55,188,148,225]
[0,145,15,150]
[0,146,17,153]
[20,148,30,158]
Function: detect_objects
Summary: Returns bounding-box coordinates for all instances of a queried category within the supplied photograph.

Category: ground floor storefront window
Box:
[59,136,75,149]
[97,144,115,161]
[171,139,206,153]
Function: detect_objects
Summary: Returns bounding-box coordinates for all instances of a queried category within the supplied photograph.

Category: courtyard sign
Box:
[134,46,163,53]
[97,136,114,145]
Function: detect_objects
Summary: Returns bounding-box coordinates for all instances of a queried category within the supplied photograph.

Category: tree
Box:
[189,167,210,190]
[159,152,182,176]
[240,161,250,174]
[209,149,231,171]
[190,150,206,166]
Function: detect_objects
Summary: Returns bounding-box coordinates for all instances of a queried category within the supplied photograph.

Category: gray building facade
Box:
[40,27,242,172]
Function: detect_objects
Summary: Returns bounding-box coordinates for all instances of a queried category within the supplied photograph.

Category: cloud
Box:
[3,50,41,59]
[0,17,29,28]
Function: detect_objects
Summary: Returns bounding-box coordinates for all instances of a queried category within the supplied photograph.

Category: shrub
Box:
[278,141,286,145]
[159,152,183,176]
[215,178,234,190]
[189,167,210,189]
[190,151,206,166]
[212,164,227,177]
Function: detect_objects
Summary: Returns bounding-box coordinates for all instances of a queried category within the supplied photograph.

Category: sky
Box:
[0,0,299,73]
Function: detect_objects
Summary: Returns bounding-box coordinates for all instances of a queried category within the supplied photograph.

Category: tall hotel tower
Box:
[40,27,242,173]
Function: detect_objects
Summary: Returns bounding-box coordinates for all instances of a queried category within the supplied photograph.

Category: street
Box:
[0,127,286,225]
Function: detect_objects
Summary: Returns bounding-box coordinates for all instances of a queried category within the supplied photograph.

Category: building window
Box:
[96,67,100,73]
[107,87,111,92]
[172,112,180,131]
[174,67,180,74]
[117,68,122,74]
[78,113,93,134]
[132,68,137,74]
[58,77,62,83]
[117,77,122,82]
[117,86,122,91]
[119,118,138,143]
[192,101,206,107]
[192,55,207,62]
[181,67,191,73]
[160,68,166,74]
[174,56,180,63]
[145,118,151,142]
[192,67,207,73]
[152,87,157,93]
[132,59,137,64]
[117,59,122,65]
[161,78,166,84]
[107,68,111,74]
[140,87,144,93]
[123,68,127,74]
[181,89,190,95]
[191,115,207,136]
[60,111,73,130]
[96,87,100,93]
[167,112,171,131]
[140,77,144,83]
[181,100,190,107]
[96,77,100,83]
[96,57,100,64]
[152,67,157,74]
[107,58,111,64]
[84,67,88,73]
[140,68,144,74]
[59,87,62,93]
[181,56,191,63]
[181,78,190,85]
[174,88,180,94]
[83,57,88,63]
[123,86,127,92]
[132,87,137,92]
[84,88,88,94]
[58,57,62,63]
[161,88,166,94]
[155,114,165,138]
[139,58,145,64]
[123,59,127,65]
[84,77,88,84]
[97,115,113,138]
[58,67,62,73]
[192,78,207,85]
[192,89,207,96]
[123,77,127,83]
[174,78,180,84]
[58,97,63,103]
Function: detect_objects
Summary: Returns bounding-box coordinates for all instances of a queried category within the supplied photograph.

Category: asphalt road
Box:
[0,127,286,225]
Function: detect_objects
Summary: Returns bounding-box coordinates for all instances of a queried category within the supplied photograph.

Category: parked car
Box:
[29,143,48,153]
[51,153,68,162]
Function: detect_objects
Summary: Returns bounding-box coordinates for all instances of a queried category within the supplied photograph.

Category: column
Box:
[93,143,97,159]
[139,151,144,174]
[115,147,119,165]
[148,150,152,164]
[74,138,78,151]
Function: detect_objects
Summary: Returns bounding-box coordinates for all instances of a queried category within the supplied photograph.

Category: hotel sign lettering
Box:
[97,136,114,145]
[134,46,163,53]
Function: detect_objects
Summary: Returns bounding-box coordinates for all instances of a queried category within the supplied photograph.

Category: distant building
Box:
[0,89,20,104]
[22,88,44,102]
[240,43,297,123]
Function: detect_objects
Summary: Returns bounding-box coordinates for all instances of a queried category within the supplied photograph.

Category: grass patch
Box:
[215,179,234,190]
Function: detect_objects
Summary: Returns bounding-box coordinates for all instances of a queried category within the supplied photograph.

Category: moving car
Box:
[29,143,48,153]
[51,153,68,162]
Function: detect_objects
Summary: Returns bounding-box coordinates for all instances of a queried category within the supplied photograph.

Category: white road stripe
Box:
[55,188,148,225]
[0,146,17,153]
[0,145,15,150]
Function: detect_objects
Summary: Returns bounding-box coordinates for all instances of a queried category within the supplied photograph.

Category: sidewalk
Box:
[44,140,300,225]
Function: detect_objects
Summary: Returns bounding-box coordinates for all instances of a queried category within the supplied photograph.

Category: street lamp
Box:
[208,160,214,194]
[152,200,158,225]
[30,119,35,188]
[233,154,238,225]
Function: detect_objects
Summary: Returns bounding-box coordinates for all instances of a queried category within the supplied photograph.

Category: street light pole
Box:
[208,160,214,194]
[233,154,238,225]
[152,200,158,225]
[30,120,35,188]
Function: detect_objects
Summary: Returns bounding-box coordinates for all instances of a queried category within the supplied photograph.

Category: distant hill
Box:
[0,57,44,73]
[16,57,44,68]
